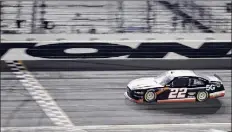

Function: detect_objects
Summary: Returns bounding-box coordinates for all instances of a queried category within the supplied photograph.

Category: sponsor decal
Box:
[206,85,216,91]
[187,96,195,98]
[188,92,196,95]
[0,42,231,59]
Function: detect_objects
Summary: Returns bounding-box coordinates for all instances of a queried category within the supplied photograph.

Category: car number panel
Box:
[156,87,205,101]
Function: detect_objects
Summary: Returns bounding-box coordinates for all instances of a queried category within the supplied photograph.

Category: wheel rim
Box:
[198,92,207,101]
[145,92,155,101]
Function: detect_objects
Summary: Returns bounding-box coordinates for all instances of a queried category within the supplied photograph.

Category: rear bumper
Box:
[124,92,143,103]
[209,90,225,99]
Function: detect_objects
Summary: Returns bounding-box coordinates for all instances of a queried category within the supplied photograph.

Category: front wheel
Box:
[196,90,209,102]
[144,89,157,102]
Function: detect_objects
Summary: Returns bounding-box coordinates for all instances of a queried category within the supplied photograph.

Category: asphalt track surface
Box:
[1,70,231,132]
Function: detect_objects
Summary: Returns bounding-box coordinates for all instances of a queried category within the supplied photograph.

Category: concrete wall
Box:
[1,34,230,71]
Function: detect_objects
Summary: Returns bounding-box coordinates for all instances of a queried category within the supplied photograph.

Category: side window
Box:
[190,78,205,87]
[171,77,189,88]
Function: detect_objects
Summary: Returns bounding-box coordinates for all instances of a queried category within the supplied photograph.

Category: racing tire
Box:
[196,90,209,102]
[144,89,157,102]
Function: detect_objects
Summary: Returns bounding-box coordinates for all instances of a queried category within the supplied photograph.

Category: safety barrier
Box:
[1,34,231,70]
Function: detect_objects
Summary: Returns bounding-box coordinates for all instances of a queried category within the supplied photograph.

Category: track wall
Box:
[1,34,231,71]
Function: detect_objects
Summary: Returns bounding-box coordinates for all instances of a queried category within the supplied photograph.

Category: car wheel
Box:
[144,89,157,102]
[196,90,209,102]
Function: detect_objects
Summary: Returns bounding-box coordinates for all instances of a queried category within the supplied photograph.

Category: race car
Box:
[124,70,225,103]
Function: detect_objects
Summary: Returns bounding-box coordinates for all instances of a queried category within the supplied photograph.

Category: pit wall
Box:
[1,34,231,71]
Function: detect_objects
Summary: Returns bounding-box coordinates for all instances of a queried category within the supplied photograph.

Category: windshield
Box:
[155,72,172,86]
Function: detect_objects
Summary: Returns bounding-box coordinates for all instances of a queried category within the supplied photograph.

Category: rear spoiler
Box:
[214,74,222,81]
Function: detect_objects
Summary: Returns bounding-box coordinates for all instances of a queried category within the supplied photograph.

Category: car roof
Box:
[167,70,198,78]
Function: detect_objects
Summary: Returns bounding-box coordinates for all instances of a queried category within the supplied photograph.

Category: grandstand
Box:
[0,0,231,34]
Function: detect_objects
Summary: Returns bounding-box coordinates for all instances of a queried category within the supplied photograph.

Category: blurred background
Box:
[1,0,231,34]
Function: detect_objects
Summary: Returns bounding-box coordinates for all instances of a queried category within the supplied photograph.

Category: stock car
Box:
[124,70,225,103]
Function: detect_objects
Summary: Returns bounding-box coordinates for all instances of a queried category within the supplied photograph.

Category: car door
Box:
[167,77,189,99]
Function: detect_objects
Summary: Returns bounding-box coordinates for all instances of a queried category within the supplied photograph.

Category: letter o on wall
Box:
[25,42,133,58]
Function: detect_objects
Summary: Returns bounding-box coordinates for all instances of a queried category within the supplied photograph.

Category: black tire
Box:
[196,90,209,102]
[144,89,157,102]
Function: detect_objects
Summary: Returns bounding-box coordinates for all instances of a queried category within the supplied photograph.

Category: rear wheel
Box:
[144,89,157,102]
[196,90,209,102]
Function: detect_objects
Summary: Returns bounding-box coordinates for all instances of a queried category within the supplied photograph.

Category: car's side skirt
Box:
[157,98,196,103]
[157,90,225,103]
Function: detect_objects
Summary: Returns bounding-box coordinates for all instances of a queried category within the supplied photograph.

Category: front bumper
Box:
[124,92,143,103]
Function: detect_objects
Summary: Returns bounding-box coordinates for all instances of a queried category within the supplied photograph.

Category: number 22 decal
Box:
[168,88,187,99]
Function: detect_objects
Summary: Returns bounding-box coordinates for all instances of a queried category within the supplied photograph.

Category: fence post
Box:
[146,0,152,33]
[0,1,1,19]
[16,0,21,20]
[39,0,46,34]
[190,0,194,33]
[117,1,124,33]
[0,1,3,30]
[31,0,38,33]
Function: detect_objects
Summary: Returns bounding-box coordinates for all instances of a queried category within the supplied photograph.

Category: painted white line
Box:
[1,123,231,131]
[5,60,87,132]
[79,123,231,129]
[210,129,229,132]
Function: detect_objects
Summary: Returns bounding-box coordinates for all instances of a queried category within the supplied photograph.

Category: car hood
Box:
[127,77,163,90]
